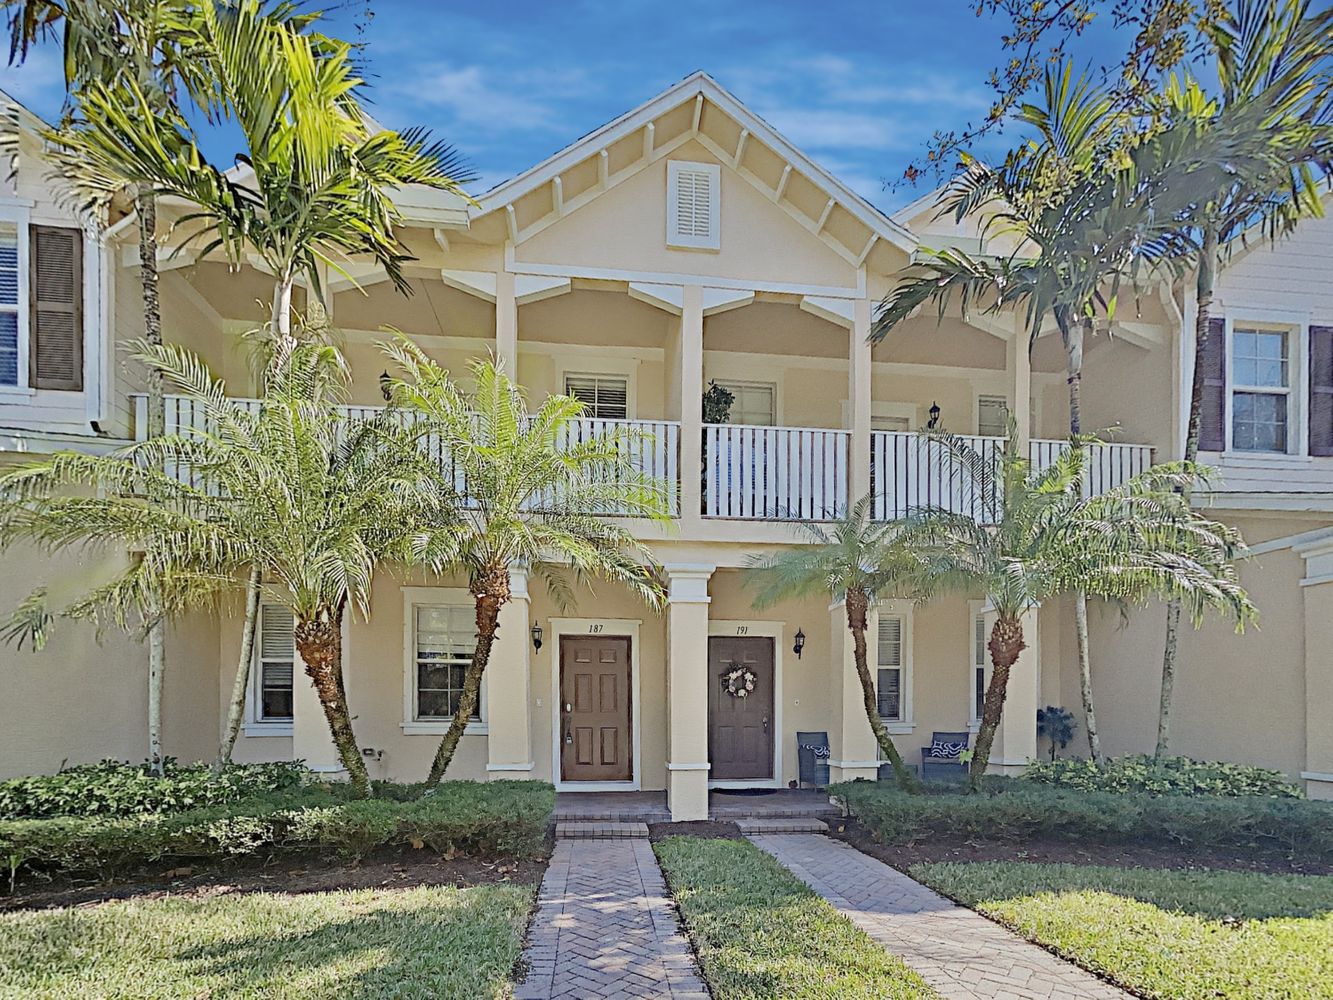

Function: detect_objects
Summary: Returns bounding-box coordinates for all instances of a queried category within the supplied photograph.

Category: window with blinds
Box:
[255,604,295,722]
[0,223,18,385]
[565,373,629,419]
[667,160,720,250]
[716,380,777,426]
[415,605,479,720]
[29,225,82,390]
[971,612,988,724]
[977,395,1009,437]
[877,614,904,721]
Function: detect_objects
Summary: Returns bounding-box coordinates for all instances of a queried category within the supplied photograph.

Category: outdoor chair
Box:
[796,731,830,788]
[920,730,970,781]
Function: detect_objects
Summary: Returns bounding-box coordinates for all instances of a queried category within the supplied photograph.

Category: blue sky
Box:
[0,0,1135,212]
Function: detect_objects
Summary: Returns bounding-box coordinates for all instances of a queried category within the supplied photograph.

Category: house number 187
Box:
[588,624,603,633]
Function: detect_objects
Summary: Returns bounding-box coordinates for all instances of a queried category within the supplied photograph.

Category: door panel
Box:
[708,636,775,780]
[560,636,632,782]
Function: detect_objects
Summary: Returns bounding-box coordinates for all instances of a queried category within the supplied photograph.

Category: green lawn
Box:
[655,837,936,999]
[0,883,533,999]
[912,861,1333,1000]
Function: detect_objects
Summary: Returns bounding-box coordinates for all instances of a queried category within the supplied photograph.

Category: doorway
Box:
[558,635,633,782]
[707,635,775,781]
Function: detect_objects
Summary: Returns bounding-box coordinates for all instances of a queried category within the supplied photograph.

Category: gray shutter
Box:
[29,225,83,390]
[1311,326,1333,456]
[1198,317,1226,452]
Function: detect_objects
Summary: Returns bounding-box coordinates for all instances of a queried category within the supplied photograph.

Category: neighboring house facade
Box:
[1,74,1331,818]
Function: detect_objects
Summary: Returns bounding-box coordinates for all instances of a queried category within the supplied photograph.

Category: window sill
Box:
[401,721,488,736]
[243,721,293,738]
[880,720,916,735]
[1210,450,1314,466]
[0,386,37,400]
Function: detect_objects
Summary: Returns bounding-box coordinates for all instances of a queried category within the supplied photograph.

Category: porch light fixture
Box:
[927,402,941,429]
[792,628,806,659]
[379,369,392,402]
[530,623,544,652]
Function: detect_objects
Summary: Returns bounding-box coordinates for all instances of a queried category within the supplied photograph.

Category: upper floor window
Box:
[251,602,295,727]
[715,380,776,426]
[976,395,1009,437]
[565,373,629,420]
[666,160,720,251]
[414,604,479,721]
[1232,328,1290,453]
[0,223,18,385]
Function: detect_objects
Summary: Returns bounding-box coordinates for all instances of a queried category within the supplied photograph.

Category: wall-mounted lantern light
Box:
[927,401,941,429]
[792,628,806,659]
[379,370,393,402]
[530,623,544,652]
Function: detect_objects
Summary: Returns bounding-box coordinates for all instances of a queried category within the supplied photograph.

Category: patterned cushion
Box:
[928,740,966,758]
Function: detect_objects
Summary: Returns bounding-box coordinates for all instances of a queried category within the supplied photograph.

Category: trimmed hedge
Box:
[830,780,1333,860]
[0,760,310,820]
[0,780,554,886]
[1021,754,1301,799]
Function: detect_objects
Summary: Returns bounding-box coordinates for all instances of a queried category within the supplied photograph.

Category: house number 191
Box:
[736,625,748,635]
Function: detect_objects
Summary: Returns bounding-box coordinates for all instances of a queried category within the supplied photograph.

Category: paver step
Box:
[736,817,829,835]
[552,810,672,824]
[555,821,650,839]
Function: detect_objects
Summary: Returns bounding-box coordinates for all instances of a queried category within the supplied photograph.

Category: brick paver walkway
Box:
[515,839,709,999]
[751,834,1129,1000]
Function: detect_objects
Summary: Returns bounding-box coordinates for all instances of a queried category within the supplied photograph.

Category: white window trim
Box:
[968,599,993,732]
[873,600,915,735]
[1222,313,1311,459]
[401,586,488,735]
[0,201,31,395]
[243,602,295,738]
[561,367,635,420]
[666,160,721,251]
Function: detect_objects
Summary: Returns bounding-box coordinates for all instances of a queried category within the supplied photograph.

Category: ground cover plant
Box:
[654,836,936,999]
[0,881,532,999]
[1021,755,1301,798]
[912,861,1333,999]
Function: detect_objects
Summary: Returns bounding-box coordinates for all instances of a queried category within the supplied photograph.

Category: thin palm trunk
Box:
[1158,222,1219,758]
[970,613,1026,790]
[294,603,370,797]
[1071,316,1102,764]
[217,563,263,769]
[139,191,166,776]
[846,587,920,793]
[427,566,510,785]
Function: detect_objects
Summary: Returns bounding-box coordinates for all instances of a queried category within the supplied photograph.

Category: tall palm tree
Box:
[384,343,673,785]
[897,432,1255,789]
[0,341,459,796]
[746,497,921,792]
[1155,0,1333,757]
[41,0,473,766]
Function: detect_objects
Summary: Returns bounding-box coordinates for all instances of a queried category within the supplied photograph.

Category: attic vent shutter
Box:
[667,161,720,250]
[1310,326,1333,456]
[676,168,711,237]
[29,225,82,390]
[1198,317,1226,452]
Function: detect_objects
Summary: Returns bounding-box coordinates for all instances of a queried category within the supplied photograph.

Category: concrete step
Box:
[736,817,829,835]
[555,821,650,840]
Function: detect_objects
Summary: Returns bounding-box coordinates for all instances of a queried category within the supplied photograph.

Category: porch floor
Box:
[552,788,837,823]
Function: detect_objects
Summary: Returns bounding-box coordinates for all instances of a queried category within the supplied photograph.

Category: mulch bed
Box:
[648,820,743,842]
[837,822,1333,877]
[2,850,549,913]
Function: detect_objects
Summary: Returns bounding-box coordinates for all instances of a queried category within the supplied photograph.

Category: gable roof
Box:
[470,71,915,267]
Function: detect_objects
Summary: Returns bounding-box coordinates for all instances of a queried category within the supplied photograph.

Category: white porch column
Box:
[678,285,704,529]
[665,563,713,820]
[987,604,1040,775]
[486,566,534,778]
[292,650,342,775]
[495,269,517,378]
[827,599,880,783]
[1300,553,1333,799]
[849,300,873,503]
[1007,317,1032,449]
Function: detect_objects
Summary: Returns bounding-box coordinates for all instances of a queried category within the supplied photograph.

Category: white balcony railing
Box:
[869,431,1155,523]
[703,423,850,520]
[131,395,681,517]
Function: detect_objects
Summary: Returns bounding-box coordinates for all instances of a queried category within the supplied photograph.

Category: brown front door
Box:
[560,635,632,782]
[708,636,775,781]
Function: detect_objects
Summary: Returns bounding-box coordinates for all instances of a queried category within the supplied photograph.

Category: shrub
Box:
[0,780,554,887]
[1021,755,1301,799]
[830,780,1333,860]
[0,760,310,820]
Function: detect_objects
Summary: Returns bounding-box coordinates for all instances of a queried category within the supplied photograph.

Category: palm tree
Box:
[897,431,1255,789]
[746,496,921,792]
[0,341,459,797]
[1155,0,1333,757]
[41,0,473,766]
[384,343,673,785]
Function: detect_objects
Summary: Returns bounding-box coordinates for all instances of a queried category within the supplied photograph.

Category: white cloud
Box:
[756,106,904,152]
[378,62,589,134]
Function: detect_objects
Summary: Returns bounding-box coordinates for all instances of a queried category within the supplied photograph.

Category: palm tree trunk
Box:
[426,566,511,785]
[1072,316,1102,764]
[216,564,263,769]
[294,604,370,797]
[270,272,296,369]
[845,587,920,793]
[1158,223,1218,759]
[969,613,1026,790]
[139,191,167,776]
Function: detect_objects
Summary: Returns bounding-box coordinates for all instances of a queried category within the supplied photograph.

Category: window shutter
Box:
[28,225,82,390]
[1310,326,1333,456]
[1198,317,1226,452]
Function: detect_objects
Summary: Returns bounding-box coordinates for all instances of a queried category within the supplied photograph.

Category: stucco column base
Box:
[292,650,342,775]
[828,601,881,784]
[828,764,879,784]
[988,605,1040,775]
[485,568,533,780]
[665,563,714,822]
